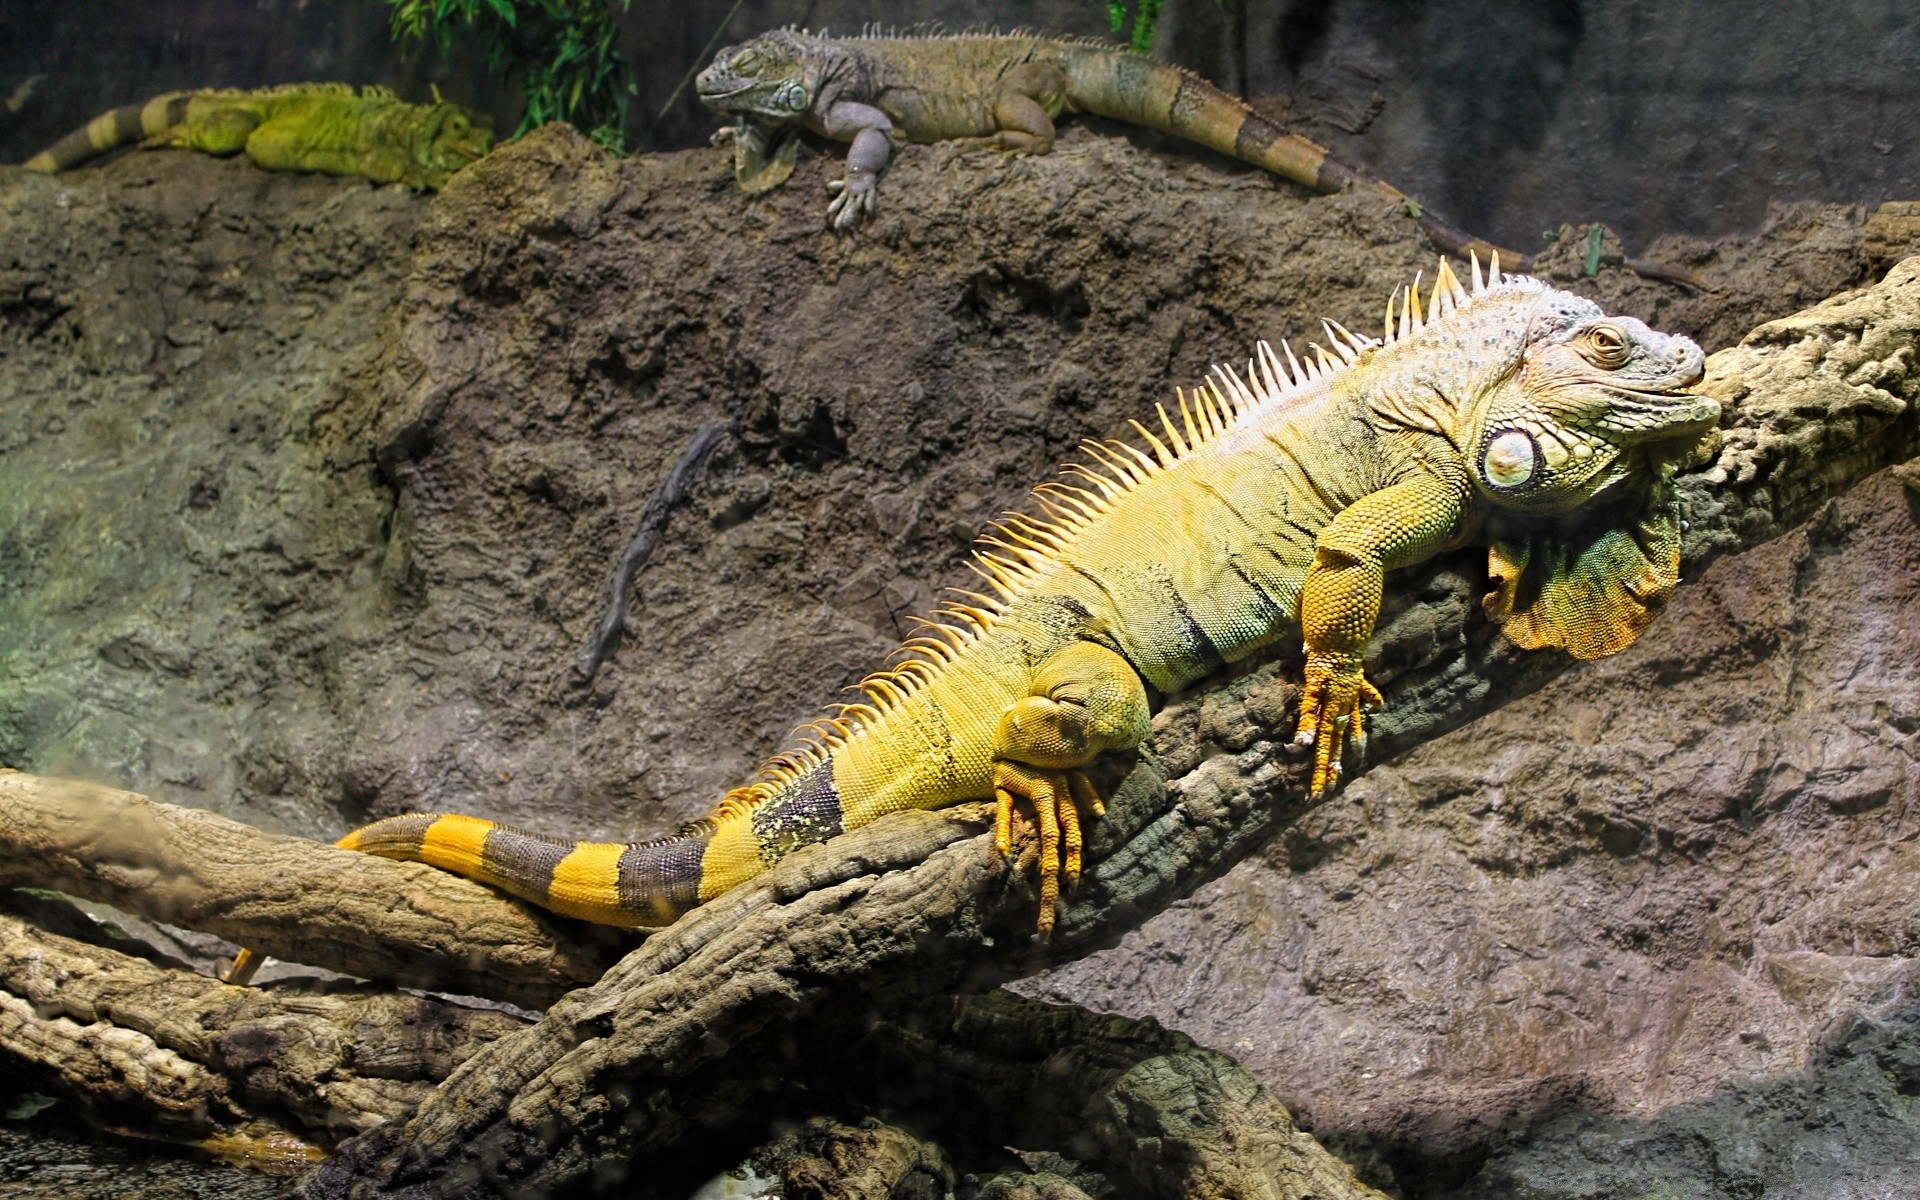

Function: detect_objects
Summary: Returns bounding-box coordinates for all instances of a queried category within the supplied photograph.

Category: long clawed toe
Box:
[1295,663,1385,797]
[994,762,1103,937]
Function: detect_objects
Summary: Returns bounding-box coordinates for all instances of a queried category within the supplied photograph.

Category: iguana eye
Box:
[1482,430,1537,489]
[734,50,761,74]
[1582,324,1629,368]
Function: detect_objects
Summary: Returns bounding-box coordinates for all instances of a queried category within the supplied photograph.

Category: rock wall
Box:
[6,0,1918,252]
[1,125,1916,1196]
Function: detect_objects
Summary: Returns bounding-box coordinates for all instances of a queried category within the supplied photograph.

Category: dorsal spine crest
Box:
[724,256,1540,814]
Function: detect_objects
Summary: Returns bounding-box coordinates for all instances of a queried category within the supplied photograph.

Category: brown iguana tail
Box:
[1057,47,1527,269]
[25,93,189,173]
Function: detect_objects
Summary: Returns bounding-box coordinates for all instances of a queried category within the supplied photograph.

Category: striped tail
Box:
[336,749,850,928]
[24,94,189,173]
[340,812,707,929]
[1058,49,1526,269]
[219,757,850,989]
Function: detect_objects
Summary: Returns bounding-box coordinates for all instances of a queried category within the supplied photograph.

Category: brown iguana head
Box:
[696,30,820,123]
[403,99,494,190]
[1464,287,1714,515]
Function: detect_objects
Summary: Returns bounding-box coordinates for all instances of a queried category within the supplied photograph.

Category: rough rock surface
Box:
[1,126,1916,1196]
[1025,471,1920,1196]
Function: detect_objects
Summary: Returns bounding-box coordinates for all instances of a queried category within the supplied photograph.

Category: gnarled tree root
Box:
[0,893,529,1175]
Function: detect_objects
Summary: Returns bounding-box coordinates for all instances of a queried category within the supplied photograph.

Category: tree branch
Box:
[307,264,1920,1196]
[0,894,529,1172]
[0,771,631,1010]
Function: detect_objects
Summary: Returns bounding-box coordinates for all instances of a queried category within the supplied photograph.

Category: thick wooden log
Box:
[851,993,1390,1200]
[0,771,630,1009]
[307,263,1920,1197]
[0,896,529,1172]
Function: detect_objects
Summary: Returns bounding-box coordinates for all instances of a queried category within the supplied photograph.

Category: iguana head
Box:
[403,99,493,190]
[696,30,820,123]
[1464,287,1714,515]
[1382,265,1719,660]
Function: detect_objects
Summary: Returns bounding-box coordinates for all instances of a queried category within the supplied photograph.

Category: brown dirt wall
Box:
[1,126,1916,1195]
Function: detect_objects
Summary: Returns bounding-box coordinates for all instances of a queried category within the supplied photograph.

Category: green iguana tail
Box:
[25,94,189,173]
[1058,48,1519,268]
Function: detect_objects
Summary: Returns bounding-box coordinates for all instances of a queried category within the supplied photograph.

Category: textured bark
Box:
[306,260,1920,1195]
[0,771,630,1009]
[0,896,527,1169]
[853,992,1389,1200]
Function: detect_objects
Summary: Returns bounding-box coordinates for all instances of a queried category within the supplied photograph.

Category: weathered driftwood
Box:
[0,894,528,1173]
[0,881,1382,1197]
[725,985,1393,1200]
[0,771,630,1009]
[848,992,1390,1200]
[300,264,1919,1196]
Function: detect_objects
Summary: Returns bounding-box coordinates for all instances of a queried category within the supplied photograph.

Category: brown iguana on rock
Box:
[691,29,1694,285]
[226,255,1715,982]
[24,84,491,190]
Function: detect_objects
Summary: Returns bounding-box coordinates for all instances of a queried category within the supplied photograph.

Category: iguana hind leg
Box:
[992,640,1149,935]
[953,62,1067,154]
[181,106,263,156]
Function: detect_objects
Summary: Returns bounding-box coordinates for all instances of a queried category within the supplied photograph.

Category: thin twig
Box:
[644,0,750,149]
[571,421,728,687]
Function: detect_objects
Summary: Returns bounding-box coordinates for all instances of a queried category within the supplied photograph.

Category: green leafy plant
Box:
[1105,0,1166,52]
[389,0,635,150]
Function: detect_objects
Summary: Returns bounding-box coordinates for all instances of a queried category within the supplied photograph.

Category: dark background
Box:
[2,0,1916,250]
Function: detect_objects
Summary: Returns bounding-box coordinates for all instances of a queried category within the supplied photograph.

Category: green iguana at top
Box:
[24,84,491,190]
[691,29,1696,286]
[226,255,1715,983]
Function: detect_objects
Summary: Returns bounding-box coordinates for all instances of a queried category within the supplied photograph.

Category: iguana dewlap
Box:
[693,28,1517,260]
[227,257,1714,982]
[24,84,490,190]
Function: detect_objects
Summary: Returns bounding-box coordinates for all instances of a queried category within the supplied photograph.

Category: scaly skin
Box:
[698,31,1549,270]
[24,84,491,190]
[226,257,1715,983]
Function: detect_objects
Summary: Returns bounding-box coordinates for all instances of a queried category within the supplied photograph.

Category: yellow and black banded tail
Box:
[339,812,708,928]
[1058,48,1525,268]
[24,93,189,173]
[222,759,851,986]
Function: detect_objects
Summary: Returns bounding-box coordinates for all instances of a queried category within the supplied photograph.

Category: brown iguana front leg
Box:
[820,100,894,230]
[992,641,1150,935]
[1295,468,1471,796]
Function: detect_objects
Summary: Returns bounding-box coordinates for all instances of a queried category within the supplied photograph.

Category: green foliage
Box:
[1105,0,1166,53]
[389,0,634,150]
[1584,223,1605,277]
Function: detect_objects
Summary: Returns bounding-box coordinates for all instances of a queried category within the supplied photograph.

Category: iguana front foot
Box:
[825,168,879,230]
[1293,650,1383,797]
[994,760,1105,936]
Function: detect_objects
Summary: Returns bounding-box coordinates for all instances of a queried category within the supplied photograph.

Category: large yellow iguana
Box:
[691,29,1694,285]
[24,84,491,190]
[225,254,1715,984]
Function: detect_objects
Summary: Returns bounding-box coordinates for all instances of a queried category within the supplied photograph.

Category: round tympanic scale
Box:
[1483,430,1536,487]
